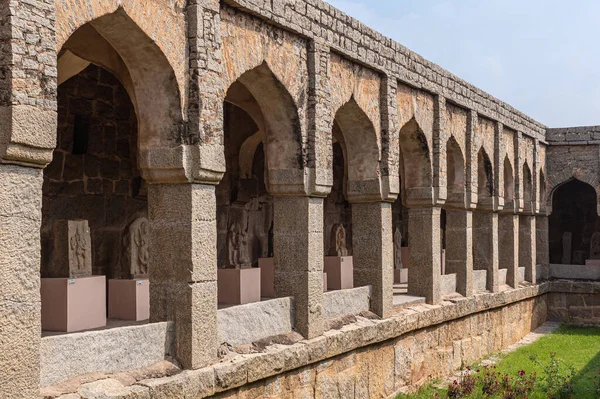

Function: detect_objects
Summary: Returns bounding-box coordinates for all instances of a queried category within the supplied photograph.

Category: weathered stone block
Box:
[49,219,92,278]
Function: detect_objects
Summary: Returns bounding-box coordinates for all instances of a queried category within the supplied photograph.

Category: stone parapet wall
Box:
[223,0,546,141]
[546,126,600,144]
[45,285,549,398]
[547,280,600,326]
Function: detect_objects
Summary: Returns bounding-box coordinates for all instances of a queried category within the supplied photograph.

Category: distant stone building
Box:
[0,0,598,397]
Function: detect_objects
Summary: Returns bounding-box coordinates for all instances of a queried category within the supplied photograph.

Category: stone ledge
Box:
[59,283,550,398]
[222,0,546,140]
[549,280,600,294]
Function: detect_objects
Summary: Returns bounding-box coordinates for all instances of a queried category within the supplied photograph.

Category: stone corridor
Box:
[1,0,600,397]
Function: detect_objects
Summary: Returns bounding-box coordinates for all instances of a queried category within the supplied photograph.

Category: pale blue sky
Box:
[327,0,600,128]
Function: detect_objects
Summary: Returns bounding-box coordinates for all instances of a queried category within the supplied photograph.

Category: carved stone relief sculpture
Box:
[394,227,403,269]
[49,219,93,278]
[124,217,150,278]
[328,223,348,257]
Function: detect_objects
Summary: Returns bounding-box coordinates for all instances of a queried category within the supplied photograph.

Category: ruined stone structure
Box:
[1,0,600,397]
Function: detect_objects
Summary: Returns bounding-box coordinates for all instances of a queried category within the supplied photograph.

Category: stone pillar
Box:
[148,184,218,370]
[520,215,537,284]
[498,213,519,288]
[445,210,473,297]
[536,215,549,268]
[352,202,393,318]
[473,211,499,292]
[407,207,442,304]
[273,197,324,339]
[0,165,43,397]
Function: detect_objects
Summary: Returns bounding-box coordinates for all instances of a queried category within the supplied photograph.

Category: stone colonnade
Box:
[0,0,549,395]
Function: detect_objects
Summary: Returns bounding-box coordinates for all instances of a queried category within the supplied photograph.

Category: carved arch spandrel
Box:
[55,0,187,107]
[220,7,308,113]
[57,9,188,183]
[329,53,382,143]
[397,83,435,157]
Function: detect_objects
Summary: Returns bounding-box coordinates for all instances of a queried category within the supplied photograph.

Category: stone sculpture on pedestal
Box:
[124,217,149,278]
[328,223,348,257]
[109,217,151,321]
[394,227,403,269]
[324,223,353,290]
[49,219,92,278]
[42,219,106,332]
[219,221,260,305]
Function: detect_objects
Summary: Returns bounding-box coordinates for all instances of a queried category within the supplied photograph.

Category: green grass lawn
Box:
[397,325,600,399]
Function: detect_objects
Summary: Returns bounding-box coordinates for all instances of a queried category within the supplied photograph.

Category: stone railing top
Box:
[224,0,547,140]
[546,125,600,144]
[42,283,550,398]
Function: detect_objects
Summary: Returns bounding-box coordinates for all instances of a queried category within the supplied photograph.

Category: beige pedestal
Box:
[323,272,328,292]
[401,247,409,269]
[108,279,150,321]
[259,258,275,298]
[218,268,261,305]
[323,256,354,290]
[441,249,446,275]
[394,268,408,284]
[41,276,106,332]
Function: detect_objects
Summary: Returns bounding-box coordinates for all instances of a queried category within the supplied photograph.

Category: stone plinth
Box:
[218,268,261,305]
[585,259,600,266]
[41,276,106,332]
[108,279,150,321]
[259,258,275,298]
[324,256,354,290]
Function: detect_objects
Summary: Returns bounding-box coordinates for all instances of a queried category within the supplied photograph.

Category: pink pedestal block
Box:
[108,279,150,321]
[324,256,354,290]
[41,276,106,332]
[394,269,408,284]
[401,247,409,269]
[586,259,600,266]
[218,268,261,305]
[441,249,446,275]
[323,272,328,292]
[259,258,275,298]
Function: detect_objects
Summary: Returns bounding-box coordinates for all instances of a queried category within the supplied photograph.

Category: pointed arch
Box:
[539,170,547,212]
[225,62,304,194]
[477,148,494,200]
[333,97,381,200]
[549,178,599,263]
[523,162,533,212]
[446,136,465,205]
[399,118,433,204]
[504,156,515,206]
[58,9,184,181]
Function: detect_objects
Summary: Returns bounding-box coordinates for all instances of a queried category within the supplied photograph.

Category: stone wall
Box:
[546,126,600,266]
[41,64,146,278]
[67,286,548,398]
[547,280,600,326]
[214,295,547,399]
[546,126,600,208]
[222,0,546,142]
